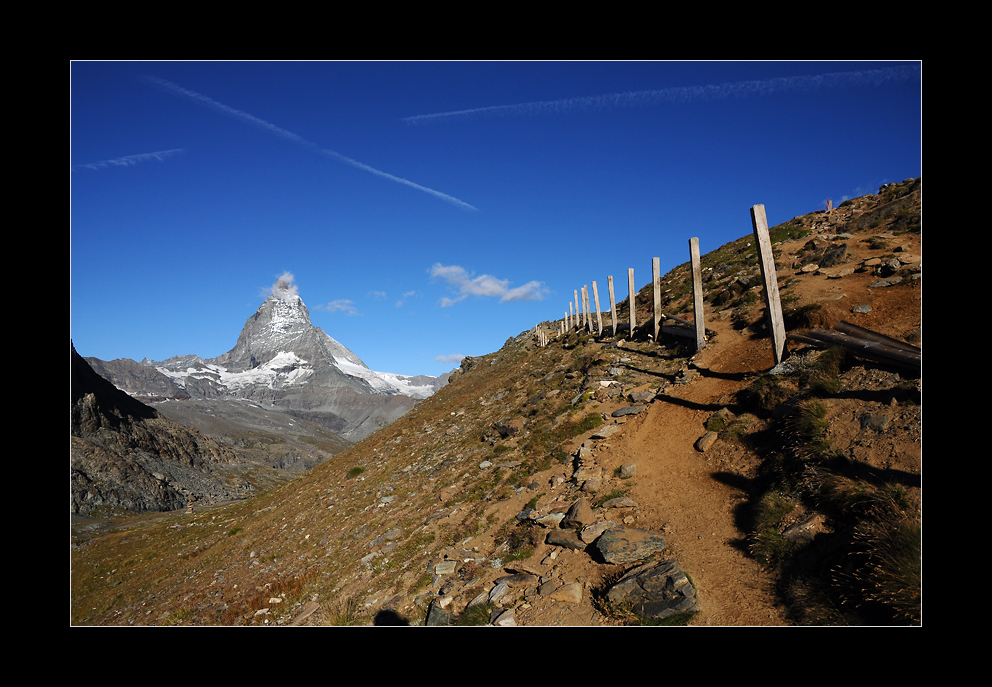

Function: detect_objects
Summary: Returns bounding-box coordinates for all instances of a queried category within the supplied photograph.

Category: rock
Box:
[580,520,617,543]
[819,243,847,268]
[493,421,519,438]
[695,431,718,452]
[561,498,595,529]
[575,446,594,461]
[535,512,565,528]
[860,413,891,432]
[612,404,645,417]
[434,560,458,575]
[619,463,636,479]
[601,496,638,509]
[489,582,510,605]
[549,582,583,603]
[505,562,543,576]
[425,600,454,626]
[591,424,620,439]
[580,477,603,493]
[546,530,587,550]
[493,609,516,626]
[573,465,602,482]
[593,527,667,564]
[629,390,656,404]
[605,558,701,619]
[495,573,538,588]
[782,513,827,542]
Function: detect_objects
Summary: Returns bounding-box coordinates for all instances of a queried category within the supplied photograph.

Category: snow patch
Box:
[333,357,437,398]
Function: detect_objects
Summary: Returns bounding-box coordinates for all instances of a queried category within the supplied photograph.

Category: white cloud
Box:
[395,290,419,308]
[318,299,360,316]
[430,263,547,307]
[435,353,465,363]
[266,272,299,302]
[367,290,388,300]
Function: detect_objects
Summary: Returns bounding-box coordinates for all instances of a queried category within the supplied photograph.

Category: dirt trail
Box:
[612,319,789,625]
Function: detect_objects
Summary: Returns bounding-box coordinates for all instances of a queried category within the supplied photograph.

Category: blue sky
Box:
[70,60,921,377]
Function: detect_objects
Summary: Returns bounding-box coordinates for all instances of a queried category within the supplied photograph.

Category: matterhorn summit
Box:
[210,276,366,376]
[110,273,450,441]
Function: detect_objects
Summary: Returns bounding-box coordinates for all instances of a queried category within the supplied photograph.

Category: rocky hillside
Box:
[70,178,921,626]
[71,343,255,515]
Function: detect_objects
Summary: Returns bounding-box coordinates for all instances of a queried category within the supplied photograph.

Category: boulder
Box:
[561,498,595,529]
[605,558,701,619]
[546,530,587,550]
[612,405,645,417]
[592,526,667,564]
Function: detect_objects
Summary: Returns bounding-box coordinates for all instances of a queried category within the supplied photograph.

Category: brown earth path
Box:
[608,317,789,625]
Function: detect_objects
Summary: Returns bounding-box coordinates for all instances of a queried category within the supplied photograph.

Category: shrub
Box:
[785,400,831,462]
[749,491,800,565]
[739,375,792,415]
[822,476,921,624]
[457,602,494,626]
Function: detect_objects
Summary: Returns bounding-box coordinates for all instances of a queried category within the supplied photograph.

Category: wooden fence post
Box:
[627,268,636,336]
[652,256,661,341]
[574,290,580,331]
[592,280,603,336]
[582,286,589,331]
[608,275,617,337]
[689,237,706,352]
[750,204,787,364]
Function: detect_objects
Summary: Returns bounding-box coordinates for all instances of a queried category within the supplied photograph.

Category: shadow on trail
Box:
[709,470,764,556]
[690,364,759,383]
[650,391,727,414]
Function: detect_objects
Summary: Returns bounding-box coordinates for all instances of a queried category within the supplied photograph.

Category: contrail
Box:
[76,148,186,171]
[145,76,477,211]
[402,65,921,125]
[321,150,478,211]
[146,76,314,148]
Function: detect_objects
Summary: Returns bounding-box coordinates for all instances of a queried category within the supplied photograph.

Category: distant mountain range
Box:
[73,288,452,515]
[85,289,451,442]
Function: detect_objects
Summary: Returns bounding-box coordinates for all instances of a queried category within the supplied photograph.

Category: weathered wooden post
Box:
[689,237,706,352]
[608,275,617,337]
[627,267,636,337]
[750,204,787,365]
[652,256,661,341]
[569,301,574,331]
[574,290,580,330]
[582,285,591,332]
[592,280,603,336]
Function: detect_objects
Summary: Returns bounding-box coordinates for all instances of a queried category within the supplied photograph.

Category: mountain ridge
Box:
[87,285,451,444]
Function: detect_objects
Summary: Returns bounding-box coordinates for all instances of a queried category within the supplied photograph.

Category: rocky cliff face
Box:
[71,343,255,516]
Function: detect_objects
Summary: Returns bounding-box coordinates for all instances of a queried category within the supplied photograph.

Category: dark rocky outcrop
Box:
[71,342,253,515]
[605,558,701,619]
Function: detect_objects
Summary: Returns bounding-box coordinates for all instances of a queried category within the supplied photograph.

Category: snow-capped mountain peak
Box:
[102,280,449,441]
